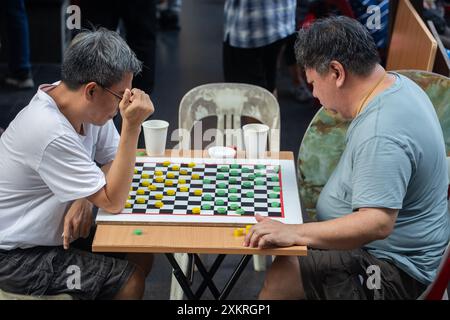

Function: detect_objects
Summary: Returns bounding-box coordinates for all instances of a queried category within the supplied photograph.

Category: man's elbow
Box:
[375,222,394,240]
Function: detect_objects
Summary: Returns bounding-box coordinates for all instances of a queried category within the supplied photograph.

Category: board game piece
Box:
[167,172,175,179]
[191,174,200,180]
[148,184,157,191]
[188,162,196,168]
[271,176,279,182]
[155,177,164,183]
[203,178,211,184]
[192,207,201,214]
[136,198,146,204]
[215,199,225,206]
[163,161,171,167]
[233,228,244,237]
[217,190,226,197]
[203,194,212,201]
[165,180,174,187]
[125,202,132,208]
[194,189,202,196]
[180,169,188,175]
[141,180,150,187]
[271,202,280,208]
[142,173,150,179]
[179,179,186,184]
[217,183,227,189]
[133,229,142,235]
[229,203,239,211]
[269,193,279,199]
[179,186,189,192]
[217,207,227,214]
[166,190,176,196]
[237,208,246,215]
[136,189,145,195]
[229,195,239,202]
[155,194,163,200]
[229,188,238,194]
[155,201,164,208]
[245,191,254,198]
[172,165,180,171]
[202,204,212,210]
[155,171,163,176]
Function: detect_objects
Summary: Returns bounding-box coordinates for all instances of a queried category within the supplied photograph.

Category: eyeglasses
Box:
[102,86,123,101]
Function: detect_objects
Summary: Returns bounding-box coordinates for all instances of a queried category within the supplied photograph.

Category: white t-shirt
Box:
[0,83,120,250]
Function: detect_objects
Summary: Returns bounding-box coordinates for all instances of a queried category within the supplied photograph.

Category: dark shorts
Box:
[0,245,135,300]
[299,248,427,300]
[223,38,286,93]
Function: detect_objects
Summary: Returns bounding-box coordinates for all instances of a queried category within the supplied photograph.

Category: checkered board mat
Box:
[97,156,303,226]
[125,161,284,217]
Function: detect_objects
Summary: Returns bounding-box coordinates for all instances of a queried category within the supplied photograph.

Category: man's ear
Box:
[329,60,345,88]
[84,82,98,101]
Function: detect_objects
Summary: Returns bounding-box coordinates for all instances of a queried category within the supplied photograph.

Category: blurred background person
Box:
[1,0,34,90]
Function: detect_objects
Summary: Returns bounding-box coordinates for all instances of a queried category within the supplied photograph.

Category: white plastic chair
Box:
[170,83,280,300]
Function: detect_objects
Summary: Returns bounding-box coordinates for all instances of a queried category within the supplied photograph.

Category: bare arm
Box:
[87,89,154,213]
[245,208,398,250]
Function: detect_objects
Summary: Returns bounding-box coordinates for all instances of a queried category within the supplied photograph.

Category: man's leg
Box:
[259,256,305,300]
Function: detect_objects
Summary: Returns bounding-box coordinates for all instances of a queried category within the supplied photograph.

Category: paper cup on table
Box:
[243,124,269,159]
[142,120,169,156]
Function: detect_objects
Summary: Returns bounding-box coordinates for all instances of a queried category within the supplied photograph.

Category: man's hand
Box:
[119,88,154,129]
[244,214,300,249]
[63,199,94,250]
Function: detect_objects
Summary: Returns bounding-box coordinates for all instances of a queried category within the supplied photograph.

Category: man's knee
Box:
[114,268,145,300]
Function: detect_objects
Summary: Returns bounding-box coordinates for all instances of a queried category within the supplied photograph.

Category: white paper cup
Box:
[208,146,236,159]
[243,124,269,159]
[142,120,169,156]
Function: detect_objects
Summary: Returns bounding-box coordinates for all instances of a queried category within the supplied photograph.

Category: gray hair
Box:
[295,16,380,76]
[61,28,142,89]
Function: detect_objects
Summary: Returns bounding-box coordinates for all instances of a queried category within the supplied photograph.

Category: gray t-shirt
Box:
[316,73,450,284]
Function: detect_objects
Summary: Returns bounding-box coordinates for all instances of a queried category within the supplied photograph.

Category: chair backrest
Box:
[297,70,450,220]
[387,0,437,71]
[178,83,280,152]
[418,241,450,300]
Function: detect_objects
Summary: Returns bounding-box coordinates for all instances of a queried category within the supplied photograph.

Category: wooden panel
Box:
[387,0,437,71]
[92,224,307,256]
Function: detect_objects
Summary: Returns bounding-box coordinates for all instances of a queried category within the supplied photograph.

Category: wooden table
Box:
[92,149,307,300]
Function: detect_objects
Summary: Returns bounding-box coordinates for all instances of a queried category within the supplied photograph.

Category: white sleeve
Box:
[38,134,106,202]
[94,120,120,165]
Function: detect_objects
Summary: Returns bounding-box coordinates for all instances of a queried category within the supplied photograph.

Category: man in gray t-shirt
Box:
[244,17,450,300]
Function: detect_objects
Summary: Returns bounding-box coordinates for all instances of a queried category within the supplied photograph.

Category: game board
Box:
[96,156,303,226]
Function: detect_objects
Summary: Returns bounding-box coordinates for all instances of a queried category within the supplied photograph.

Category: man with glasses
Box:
[0,28,154,299]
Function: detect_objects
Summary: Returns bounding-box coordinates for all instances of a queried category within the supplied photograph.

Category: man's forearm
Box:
[294,208,397,250]
[102,124,141,210]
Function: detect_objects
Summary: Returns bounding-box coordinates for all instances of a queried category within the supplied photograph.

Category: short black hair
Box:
[295,16,380,76]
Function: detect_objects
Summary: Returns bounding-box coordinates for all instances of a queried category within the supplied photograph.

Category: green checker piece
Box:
[236,208,246,215]
[216,190,227,197]
[215,199,225,206]
[271,176,279,182]
[229,177,238,184]
[133,229,143,236]
[255,172,265,178]
[271,202,281,208]
[217,207,227,214]
[202,203,212,210]
[203,178,212,184]
[229,188,239,194]
[203,194,213,201]
[255,179,265,186]
[245,191,254,198]
[242,167,251,173]
[247,174,255,180]
[219,166,229,172]
[269,193,279,199]
[230,170,239,176]
[256,165,266,170]
[272,166,280,173]
[229,203,239,211]
[273,186,281,192]
[217,183,227,189]
[230,164,240,169]
[217,173,226,180]
[229,195,239,202]
[243,181,253,188]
